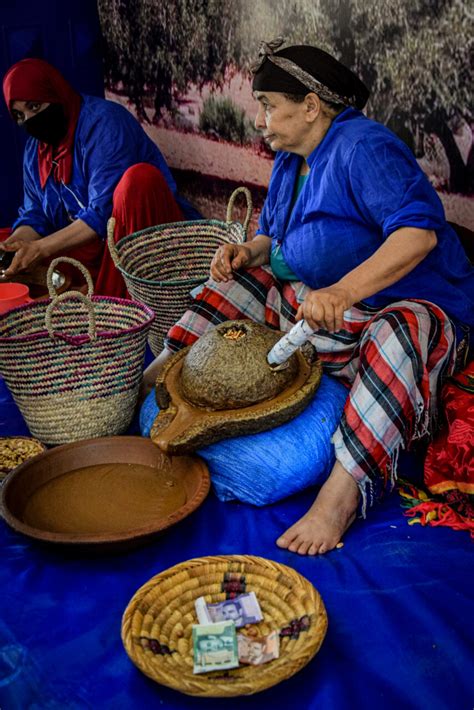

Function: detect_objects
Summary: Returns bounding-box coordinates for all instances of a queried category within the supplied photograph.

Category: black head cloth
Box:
[252,38,370,110]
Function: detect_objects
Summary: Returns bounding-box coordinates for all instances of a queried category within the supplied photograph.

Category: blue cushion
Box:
[140,374,349,506]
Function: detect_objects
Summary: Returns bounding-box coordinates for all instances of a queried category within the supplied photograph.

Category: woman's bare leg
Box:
[138,348,173,404]
[276,460,360,555]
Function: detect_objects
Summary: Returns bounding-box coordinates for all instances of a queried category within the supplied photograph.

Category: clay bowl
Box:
[1,436,210,548]
[151,321,323,454]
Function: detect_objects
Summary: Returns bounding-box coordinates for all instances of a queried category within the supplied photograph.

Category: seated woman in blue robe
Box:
[1,58,196,296]
[142,40,474,555]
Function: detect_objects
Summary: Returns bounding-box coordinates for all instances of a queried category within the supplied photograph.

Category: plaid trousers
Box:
[166,267,456,511]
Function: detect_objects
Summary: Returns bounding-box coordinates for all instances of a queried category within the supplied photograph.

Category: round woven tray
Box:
[122,555,327,697]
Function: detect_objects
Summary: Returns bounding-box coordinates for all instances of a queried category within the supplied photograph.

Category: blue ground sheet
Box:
[1,376,472,710]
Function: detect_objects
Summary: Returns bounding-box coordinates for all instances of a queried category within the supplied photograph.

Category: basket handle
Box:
[107,217,122,268]
[226,187,253,236]
[47,257,94,298]
[45,290,97,344]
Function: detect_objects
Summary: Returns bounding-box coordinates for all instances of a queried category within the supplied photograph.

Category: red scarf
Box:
[2,58,81,189]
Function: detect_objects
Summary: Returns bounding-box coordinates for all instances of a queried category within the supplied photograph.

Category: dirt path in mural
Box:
[438,193,474,231]
[107,90,273,187]
[146,126,273,186]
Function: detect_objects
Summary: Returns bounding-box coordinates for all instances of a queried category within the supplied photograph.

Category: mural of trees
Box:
[98,0,242,122]
[98,0,473,193]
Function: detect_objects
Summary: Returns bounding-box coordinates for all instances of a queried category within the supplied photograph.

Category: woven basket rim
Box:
[121,554,328,697]
[114,219,246,287]
[0,295,155,343]
[116,217,243,245]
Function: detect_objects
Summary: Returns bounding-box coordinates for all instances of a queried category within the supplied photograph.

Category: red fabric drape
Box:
[3,58,81,189]
[424,360,474,497]
[400,360,474,536]
[94,162,185,297]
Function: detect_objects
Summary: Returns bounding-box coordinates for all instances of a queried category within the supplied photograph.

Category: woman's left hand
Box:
[296,284,356,332]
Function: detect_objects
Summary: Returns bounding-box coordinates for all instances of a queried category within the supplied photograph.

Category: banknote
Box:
[237,630,280,665]
[192,620,239,674]
[195,591,263,628]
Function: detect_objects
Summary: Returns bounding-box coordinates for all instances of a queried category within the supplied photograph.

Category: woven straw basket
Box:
[0,258,154,445]
[122,555,328,697]
[107,187,252,355]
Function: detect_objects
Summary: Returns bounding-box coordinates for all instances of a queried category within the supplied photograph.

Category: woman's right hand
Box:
[210,243,252,282]
[1,238,46,276]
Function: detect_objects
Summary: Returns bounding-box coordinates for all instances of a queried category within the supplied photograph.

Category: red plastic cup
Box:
[0,283,33,314]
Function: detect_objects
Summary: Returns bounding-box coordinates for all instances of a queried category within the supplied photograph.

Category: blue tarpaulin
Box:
[1,376,472,709]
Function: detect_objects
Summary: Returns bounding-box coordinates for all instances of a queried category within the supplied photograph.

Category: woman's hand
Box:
[210,235,272,282]
[1,238,45,276]
[1,220,99,278]
[210,243,252,282]
[296,284,356,332]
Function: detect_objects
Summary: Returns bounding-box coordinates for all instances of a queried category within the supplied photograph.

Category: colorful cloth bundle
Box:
[399,360,474,536]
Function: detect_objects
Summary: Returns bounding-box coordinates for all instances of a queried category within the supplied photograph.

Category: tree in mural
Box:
[235,0,472,192]
[347,0,473,192]
[98,0,242,122]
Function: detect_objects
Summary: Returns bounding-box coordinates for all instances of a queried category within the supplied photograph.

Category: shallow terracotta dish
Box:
[1,436,210,547]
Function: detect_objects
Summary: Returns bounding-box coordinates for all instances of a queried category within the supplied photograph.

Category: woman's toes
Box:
[318,541,335,554]
[276,535,289,548]
[296,539,312,555]
[287,538,302,553]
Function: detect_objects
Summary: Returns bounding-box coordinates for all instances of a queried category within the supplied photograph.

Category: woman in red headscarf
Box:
[1,58,196,296]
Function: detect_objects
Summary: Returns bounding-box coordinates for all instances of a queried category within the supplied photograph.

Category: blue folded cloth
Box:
[140,374,349,506]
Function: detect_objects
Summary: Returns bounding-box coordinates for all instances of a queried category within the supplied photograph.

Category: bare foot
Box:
[276,462,360,555]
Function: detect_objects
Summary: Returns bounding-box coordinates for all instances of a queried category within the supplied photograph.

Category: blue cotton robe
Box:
[13,95,194,239]
[257,107,474,329]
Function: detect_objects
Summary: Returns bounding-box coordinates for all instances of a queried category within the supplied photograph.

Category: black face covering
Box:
[22,103,68,144]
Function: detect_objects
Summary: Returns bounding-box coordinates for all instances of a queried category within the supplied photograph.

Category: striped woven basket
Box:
[107,187,252,355]
[0,258,154,445]
[122,555,328,697]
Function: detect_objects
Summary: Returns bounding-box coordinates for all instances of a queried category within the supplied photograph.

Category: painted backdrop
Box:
[102,1,473,231]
